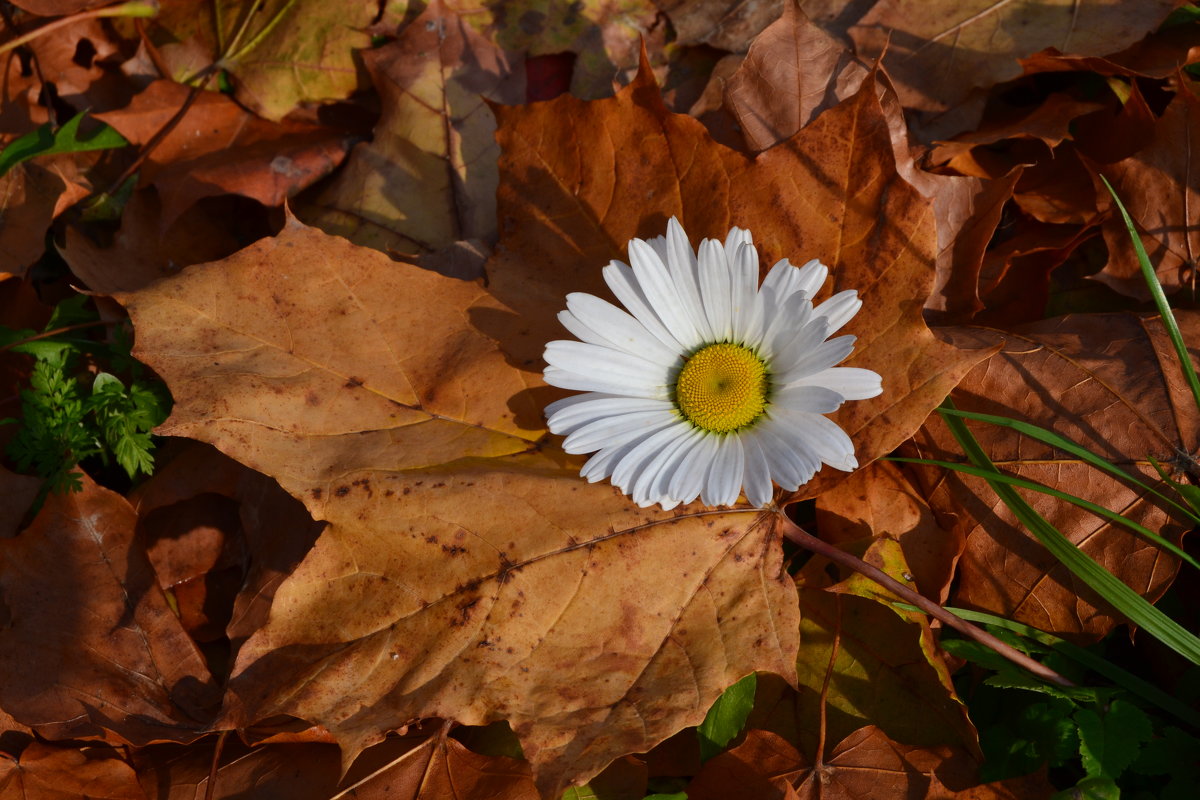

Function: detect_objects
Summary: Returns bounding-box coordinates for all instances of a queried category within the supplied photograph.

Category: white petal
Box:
[774,408,857,471]
[547,394,675,434]
[581,418,676,482]
[668,432,719,504]
[611,421,692,492]
[787,367,882,400]
[739,431,774,507]
[768,315,828,374]
[793,259,829,296]
[757,418,819,490]
[630,425,702,507]
[629,238,704,349]
[701,435,744,507]
[645,234,669,264]
[564,409,679,453]
[603,262,686,354]
[759,291,815,361]
[773,385,845,414]
[723,226,752,261]
[543,366,667,398]
[698,238,734,341]
[777,335,857,384]
[644,427,705,508]
[564,293,680,366]
[729,241,762,345]
[814,290,862,334]
[665,217,713,342]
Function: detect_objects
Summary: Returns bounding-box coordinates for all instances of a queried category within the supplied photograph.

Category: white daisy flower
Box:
[542,218,883,510]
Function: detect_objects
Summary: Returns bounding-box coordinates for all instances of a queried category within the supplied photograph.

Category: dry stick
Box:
[777,514,1075,687]
[100,66,216,199]
[0,1,158,58]
[204,729,229,800]
[0,320,110,353]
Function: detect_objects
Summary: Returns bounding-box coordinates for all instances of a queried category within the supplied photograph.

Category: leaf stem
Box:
[776,513,1074,687]
[0,320,110,353]
[0,1,159,58]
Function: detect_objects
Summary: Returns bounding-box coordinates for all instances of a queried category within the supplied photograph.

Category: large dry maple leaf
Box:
[117,219,799,796]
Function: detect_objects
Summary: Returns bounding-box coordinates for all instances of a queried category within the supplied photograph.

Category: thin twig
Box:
[778,514,1074,687]
[0,320,110,353]
[0,1,159,59]
[100,65,216,198]
[204,730,228,800]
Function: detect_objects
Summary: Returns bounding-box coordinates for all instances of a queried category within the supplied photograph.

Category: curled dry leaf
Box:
[791,538,977,761]
[654,0,783,51]
[847,0,1180,115]
[0,475,219,745]
[815,460,962,605]
[117,217,800,796]
[0,741,145,800]
[1095,86,1200,301]
[303,1,524,257]
[723,1,869,153]
[94,81,351,228]
[911,314,1199,640]
[711,4,1019,323]
[486,60,990,501]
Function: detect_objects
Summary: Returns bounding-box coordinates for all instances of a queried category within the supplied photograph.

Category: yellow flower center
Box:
[674,343,768,433]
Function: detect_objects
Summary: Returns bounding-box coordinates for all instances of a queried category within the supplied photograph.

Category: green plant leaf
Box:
[1075,700,1153,780]
[696,673,756,761]
[0,112,128,178]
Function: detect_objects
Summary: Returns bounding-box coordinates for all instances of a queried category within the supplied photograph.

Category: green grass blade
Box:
[938,400,1200,666]
[931,605,1200,730]
[1101,175,1200,415]
[891,456,1199,571]
[938,407,1200,526]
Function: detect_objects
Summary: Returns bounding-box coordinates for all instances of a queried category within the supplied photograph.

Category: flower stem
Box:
[777,513,1074,687]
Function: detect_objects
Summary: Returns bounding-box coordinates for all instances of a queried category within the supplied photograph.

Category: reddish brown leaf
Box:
[1096,85,1200,300]
[793,725,978,799]
[910,314,1198,640]
[0,164,64,280]
[301,1,524,257]
[333,729,538,799]
[688,726,978,800]
[128,441,325,649]
[94,81,351,227]
[723,2,869,152]
[486,63,989,501]
[0,742,145,800]
[815,460,963,604]
[0,476,218,744]
[59,190,258,295]
[0,466,39,538]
